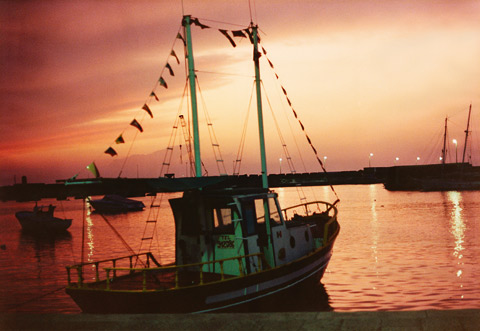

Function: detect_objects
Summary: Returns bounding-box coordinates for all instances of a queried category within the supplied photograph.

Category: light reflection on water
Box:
[1,185,480,313]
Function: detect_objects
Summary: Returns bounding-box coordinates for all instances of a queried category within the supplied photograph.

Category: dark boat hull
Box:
[66,237,337,314]
[89,195,145,213]
[15,211,72,233]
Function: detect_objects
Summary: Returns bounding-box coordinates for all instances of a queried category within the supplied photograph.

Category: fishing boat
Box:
[88,194,145,213]
[15,204,72,233]
[65,15,340,313]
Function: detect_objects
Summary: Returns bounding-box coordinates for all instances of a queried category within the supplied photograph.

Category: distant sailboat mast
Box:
[461,103,472,164]
[441,117,447,165]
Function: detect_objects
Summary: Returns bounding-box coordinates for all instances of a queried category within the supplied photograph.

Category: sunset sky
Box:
[1,0,480,185]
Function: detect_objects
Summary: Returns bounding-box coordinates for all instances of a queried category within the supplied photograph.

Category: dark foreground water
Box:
[1,184,479,313]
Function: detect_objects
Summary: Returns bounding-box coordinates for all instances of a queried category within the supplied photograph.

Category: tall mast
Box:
[252,24,268,189]
[183,15,202,177]
[461,103,472,164]
[442,117,447,165]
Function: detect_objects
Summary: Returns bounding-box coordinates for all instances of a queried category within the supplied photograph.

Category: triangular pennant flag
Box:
[286,97,291,106]
[219,29,236,47]
[292,109,298,119]
[232,30,247,38]
[177,33,186,46]
[267,58,274,68]
[191,18,210,29]
[115,134,125,144]
[159,77,168,89]
[246,29,254,44]
[142,103,153,118]
[86,162,100,178]
[254,50,262,62]
[281,86,287,95]
[150,91,159,101]
[130,119,143,132]
[262,46,267,55]
[104,147,117,157]
[166,63,174,76]
[171,50,180,64]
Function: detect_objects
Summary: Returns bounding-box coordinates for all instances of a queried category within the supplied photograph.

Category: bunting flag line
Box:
[259,44,339,200]
[150,91,159,101]
[171,50,180,64]
[130,119,143,132]
[232,30,247,38]
[177,33,186,46]
[115,134,125,144]
[191,18,210,29]
[159,77,168,89]
[219,29,236,47]
[166,63,175,76]
[104,147,117,157]
[86,162,100,178]
[142,103,153,118]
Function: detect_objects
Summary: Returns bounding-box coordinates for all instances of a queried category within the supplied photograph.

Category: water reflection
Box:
[369,184,379,283]
[447,191,465,297]
[85,200,95,262]
[238,282,332,312]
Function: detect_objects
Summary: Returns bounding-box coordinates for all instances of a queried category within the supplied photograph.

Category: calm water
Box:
[1,184,479,313]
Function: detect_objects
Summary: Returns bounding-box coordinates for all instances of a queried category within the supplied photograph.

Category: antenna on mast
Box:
[248,0,256,24]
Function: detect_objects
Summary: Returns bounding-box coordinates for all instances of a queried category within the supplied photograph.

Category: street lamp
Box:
[452,139,458,163]
[395,157,399,165]
[323,156,327,166]
[369,153,373,167]
[416,156,420,164]
[279,158,282,174]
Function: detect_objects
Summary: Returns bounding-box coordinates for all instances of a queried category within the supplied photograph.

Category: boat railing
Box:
[66,252,266,291]
[282,201,339,247]
[66,252,157,288]
[282,200,337,220]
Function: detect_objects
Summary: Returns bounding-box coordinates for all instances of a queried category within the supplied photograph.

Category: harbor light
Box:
[279,158,282,174]
[453,139,458,163]
[369,153,373,167]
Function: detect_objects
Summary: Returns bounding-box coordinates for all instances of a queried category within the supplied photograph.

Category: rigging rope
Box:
[233,82,256,175]
[258,45,339,201]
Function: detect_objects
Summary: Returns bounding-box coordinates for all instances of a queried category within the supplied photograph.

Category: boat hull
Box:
[66,238,337,313]
[89,195,145,213]
[15,211,72,233]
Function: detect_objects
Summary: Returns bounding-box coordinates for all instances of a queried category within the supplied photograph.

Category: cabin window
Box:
[254,198,282,227]
[243,202,257,236]
[254,199,265,224]
[268,198,282,226]
[213,208,234,234]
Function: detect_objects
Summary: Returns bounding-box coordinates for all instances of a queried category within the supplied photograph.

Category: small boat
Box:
[88,194,145,213]
[65,15,340,313]
[15,204,72,233]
